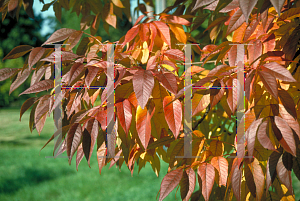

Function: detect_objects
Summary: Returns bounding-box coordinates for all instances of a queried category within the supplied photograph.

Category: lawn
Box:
[1,108,300,201]
[0,108,178,201]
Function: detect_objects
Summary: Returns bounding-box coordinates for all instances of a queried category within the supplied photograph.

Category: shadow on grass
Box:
[0,167,74,194]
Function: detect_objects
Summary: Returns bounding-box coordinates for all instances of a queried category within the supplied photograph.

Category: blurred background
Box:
[1,1,299,201]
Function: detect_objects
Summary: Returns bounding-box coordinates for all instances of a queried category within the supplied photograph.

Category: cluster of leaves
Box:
[1,0,300,200]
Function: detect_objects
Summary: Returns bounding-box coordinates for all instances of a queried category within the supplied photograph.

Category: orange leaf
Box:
[274,116,296,156]
[231,158,242,201]
[133,69,154,109]
[136,103,155,149]
[226,8,245,35]
[28,47,46,68]
[116,99,132,135]
[163,96,182,139]
[246,118,263,157]
[192,94,210,116]
[197,163,215,201]
[262,62,296,82]
[153,21,171,47]
[159,168,183,201]
[211,156,228,186]
[258,70,278,101]
[257,119,276,151]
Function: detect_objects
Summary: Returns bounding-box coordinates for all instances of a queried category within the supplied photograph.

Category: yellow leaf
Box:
[141,41,149,64]
[169,24,187,44]
[111,0,124,8]
[161,64,178,76]
[209,140,224,156]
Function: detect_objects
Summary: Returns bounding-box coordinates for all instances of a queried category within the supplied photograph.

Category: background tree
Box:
[1,0,300,200]
[0,8,45,107]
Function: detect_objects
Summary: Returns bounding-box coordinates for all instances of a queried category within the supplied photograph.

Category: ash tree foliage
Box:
[1,0,300,200]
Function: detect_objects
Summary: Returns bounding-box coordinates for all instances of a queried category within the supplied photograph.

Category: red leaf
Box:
[183,168,196,201]
[231,158,242,201]
[149,23,157,52]
[164,49,185,61]
[270,0,285,16]
[210,79,225,108]
[162,15,191,26]
[227,8,246,35]
[86,119,99,166]
[67,123,82,164]
[278,89,297,118]
[227,78,241,113]
[262,62,296,82]
[155,72,178,94]
[10,68,31,95]
[36,112,47,135]
[42,28,77,46]
[123,25,140,46]
[85,66,99,87]
[258,70,278,101]
[191,0,216,12]
[35,95,50,125]
[197,163,215,201]
[31,66,46,86]
[66,30,83,50]
[278,104,300,139]
[82,129,91,165]
[20,79,54,96]
[257,120,276,151]
[8,0,18,12]
[220,0,239,13]
[153,21,171,47]
[211,156,228,186]
[192,94,210,116]
[139,23,150,42]
[159,168,183,201]
[133,69,154,109]
[0,68,18,81]
[146,55,158,70]
[3,45,32,61]
[274,116,296,156]
[244,18,259,41]
[163,96,182,139]
[133,15,145,26]
[266,150,282,193]
[245,70,255,101]
[249,158,265,201]
[248,40,262,68]
[239,0,258,22]
[97,142,106,174]
[19,97,38,121]
[276,155,293,194]
[116,99,132,135]
[69,62,85,85]
[136,103,155,149]
[228,45,237,67]
[246,118,263,157]
[41,51,79,62]
[76,143,84,171]
[28,47,46,68]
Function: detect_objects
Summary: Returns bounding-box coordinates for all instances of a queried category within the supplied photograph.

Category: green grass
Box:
[0,108,179,201]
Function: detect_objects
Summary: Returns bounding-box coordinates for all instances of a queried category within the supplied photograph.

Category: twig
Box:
[193,104,210,130]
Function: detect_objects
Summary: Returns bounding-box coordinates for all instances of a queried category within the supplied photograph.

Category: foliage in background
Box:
[1,0,300,201]
[0,9,45,107]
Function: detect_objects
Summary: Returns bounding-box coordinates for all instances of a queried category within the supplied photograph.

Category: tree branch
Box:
[192,104,210,130]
